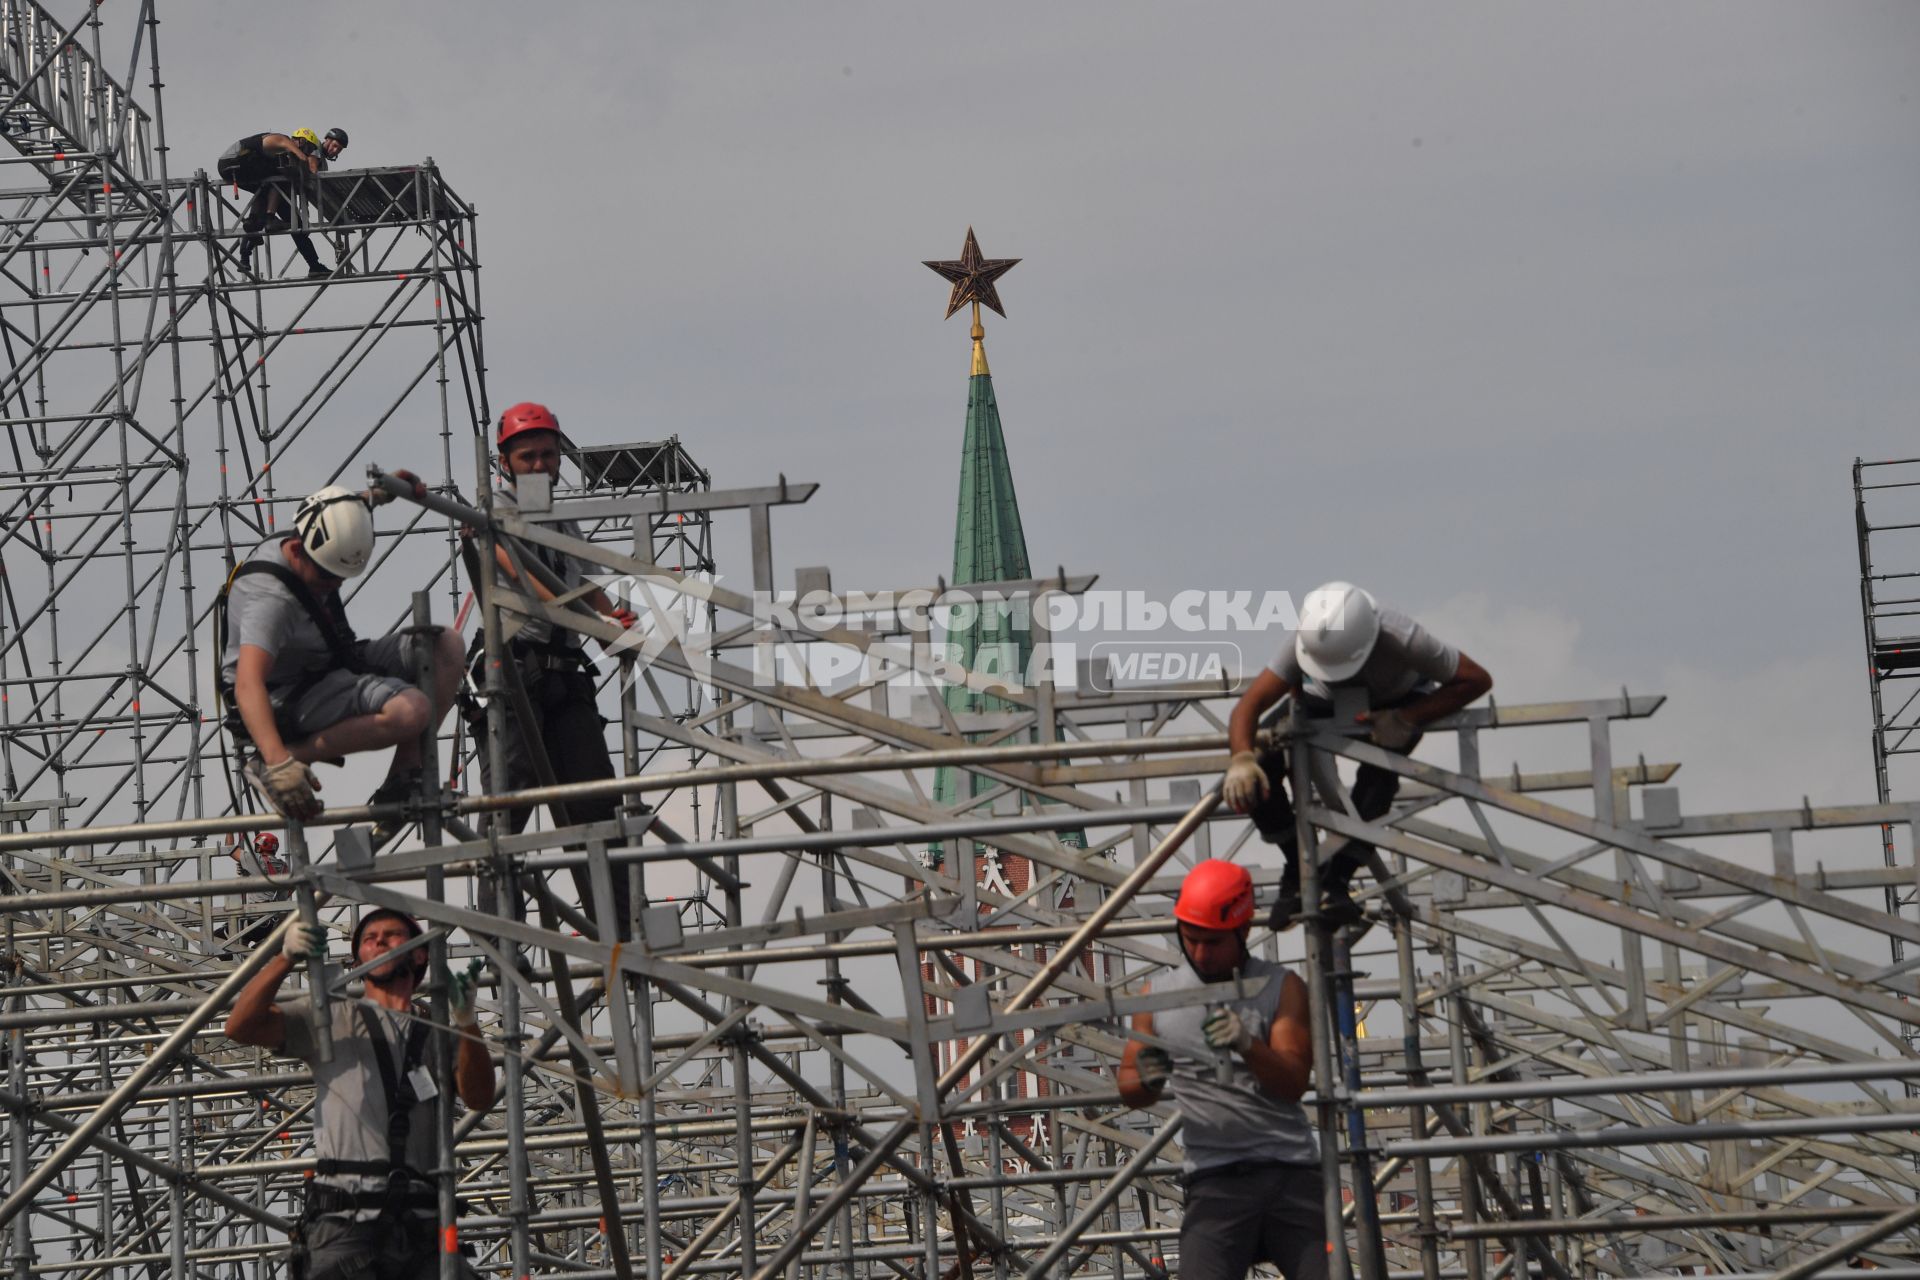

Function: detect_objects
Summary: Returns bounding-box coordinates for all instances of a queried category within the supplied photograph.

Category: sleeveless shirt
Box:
[1152,954,1319,1172]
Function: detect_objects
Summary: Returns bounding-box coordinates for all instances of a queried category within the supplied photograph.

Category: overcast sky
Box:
[160,3,1920,822]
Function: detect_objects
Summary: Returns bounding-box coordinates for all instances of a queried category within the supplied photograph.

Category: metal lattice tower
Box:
[0,6,1917,1279]
[1851,455,1920,1071]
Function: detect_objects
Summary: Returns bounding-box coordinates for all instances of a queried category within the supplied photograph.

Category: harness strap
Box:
[356,1003,432,1177]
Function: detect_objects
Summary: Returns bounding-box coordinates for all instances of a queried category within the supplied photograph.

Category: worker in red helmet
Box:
[1118,860,1326,1279]
[466,402,641,935]
[225,907,492,1278]
[220,832,290,954]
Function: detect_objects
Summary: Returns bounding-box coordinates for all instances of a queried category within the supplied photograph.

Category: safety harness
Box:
[213,551,367,745]
[306,1004,436,1214]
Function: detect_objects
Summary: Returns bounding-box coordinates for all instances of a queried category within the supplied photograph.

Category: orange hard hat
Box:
[1174,859,1254,931]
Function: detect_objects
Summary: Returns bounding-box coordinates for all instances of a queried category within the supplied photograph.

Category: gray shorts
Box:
[271,633,427,740]
[1179,1161,1327,1280]
[302,1211,477,1280]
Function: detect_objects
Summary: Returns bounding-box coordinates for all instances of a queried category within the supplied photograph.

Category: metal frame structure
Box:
[1851,456,1920,1075]
[0,4,1915,1279]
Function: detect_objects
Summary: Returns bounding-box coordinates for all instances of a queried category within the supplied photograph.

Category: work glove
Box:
[1134,1045,1173,1092]
[1202,1006,1255,1053]
[1365,708,1419,752]
[281,918,326,961]
[608,605,638,629]
[1222,751,1267,813]
[444,957,485,1029]
[249,757,322,821]
[367,468,423,507]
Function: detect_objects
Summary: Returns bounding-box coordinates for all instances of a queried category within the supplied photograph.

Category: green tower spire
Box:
[930,303,1034,826]
[942,309,1032,701]
[922,229,1082,870]
[921,230,1082,901]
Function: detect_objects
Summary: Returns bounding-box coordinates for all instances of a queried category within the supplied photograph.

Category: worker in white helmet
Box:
[216,476,465,839]
[1222,582,1491,928]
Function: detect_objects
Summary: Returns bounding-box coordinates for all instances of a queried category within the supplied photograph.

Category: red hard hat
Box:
[497,401,561,448]
[255,833,280,856]
[1174,859,1255,931]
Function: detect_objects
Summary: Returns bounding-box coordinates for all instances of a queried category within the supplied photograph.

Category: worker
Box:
[1223,582,1492,927]
[220,478,465,844]
[1118,860,1325,1280]
[216,126,348,278]
[467,401,641,933]
[219,833,288,954]
[224,908,493,1279]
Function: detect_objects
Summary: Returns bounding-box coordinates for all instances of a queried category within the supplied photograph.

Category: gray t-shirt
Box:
[219,538,346,692]
[279,996,448,1211]
[492,484,591,649]
[1268,604,1459,706]
[1152,956,1319,1172]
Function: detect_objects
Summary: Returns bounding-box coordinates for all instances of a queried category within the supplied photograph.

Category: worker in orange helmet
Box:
[1118,860,1326,1279]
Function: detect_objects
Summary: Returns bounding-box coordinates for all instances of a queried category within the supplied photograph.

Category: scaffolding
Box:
[0,4,1917,1278]
[1851,456,1920,1078]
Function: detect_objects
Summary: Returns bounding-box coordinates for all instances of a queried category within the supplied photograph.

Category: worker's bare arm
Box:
[1117,1001,1163,1108]
[1399,652,1493,728]
[1240,971,1313,1101]
[1228,668,1290,755]
[455,1030,495,1110]
[224,953,293,1050]
[490,543,560,604]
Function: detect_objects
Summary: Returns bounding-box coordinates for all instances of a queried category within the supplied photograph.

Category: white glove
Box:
[1203,1006,1255,1053]
[1134,1045,1173,1091]
[282,918,326,961]
[445,957,484,1029]
[1222,751,1268,813]
[1367,708,1419,752]
[249,757,323,821]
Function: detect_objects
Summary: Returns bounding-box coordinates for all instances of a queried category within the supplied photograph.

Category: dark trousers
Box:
[1247,697,1423,889]
[218,160,321,269]
[301,1212,477,1280]
[1179,1162,1328,1280]
[474,663,632,936]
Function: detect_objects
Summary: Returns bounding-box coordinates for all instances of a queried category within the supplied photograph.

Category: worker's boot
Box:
[1319,864,1364,928]
[293,230,329,279]
[1267,862,1302,931]
[367,770,418,849]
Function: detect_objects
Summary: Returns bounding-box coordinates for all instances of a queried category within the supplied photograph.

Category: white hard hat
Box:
[293,485,374,578]
[1294,582,1380,684]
